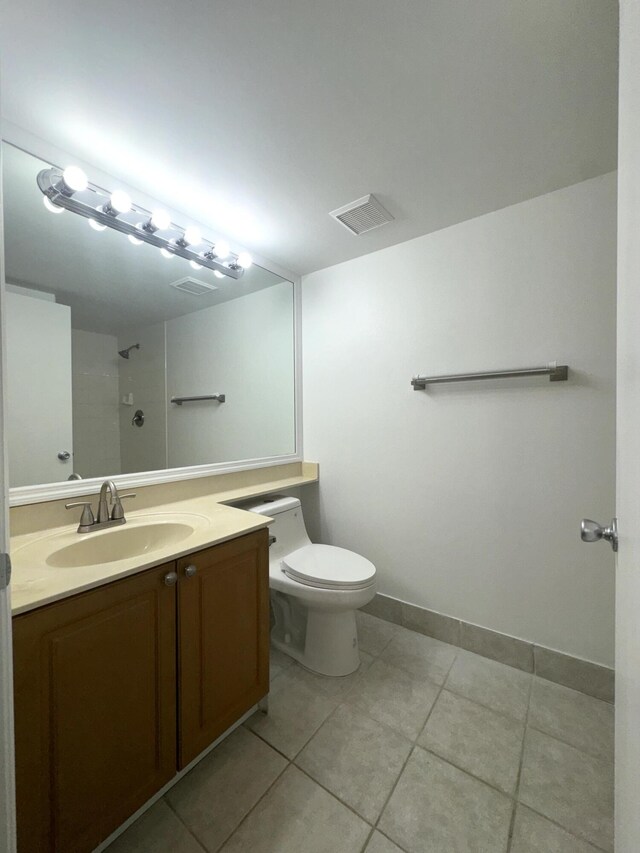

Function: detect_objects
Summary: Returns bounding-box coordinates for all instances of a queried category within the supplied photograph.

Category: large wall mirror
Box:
[2,142,298,498]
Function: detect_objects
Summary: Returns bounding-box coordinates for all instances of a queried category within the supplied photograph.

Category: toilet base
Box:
[272,606,361,677]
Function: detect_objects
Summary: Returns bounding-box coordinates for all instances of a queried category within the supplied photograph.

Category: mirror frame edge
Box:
[2,122,303,507]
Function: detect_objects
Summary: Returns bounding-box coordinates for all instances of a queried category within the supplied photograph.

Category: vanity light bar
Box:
[36,167,252,280]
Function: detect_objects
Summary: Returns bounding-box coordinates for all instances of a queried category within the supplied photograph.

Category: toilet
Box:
[245,496,377,676]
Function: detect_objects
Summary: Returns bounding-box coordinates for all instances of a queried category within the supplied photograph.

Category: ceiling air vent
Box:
[169,276,218,296]
[329,194,394,235]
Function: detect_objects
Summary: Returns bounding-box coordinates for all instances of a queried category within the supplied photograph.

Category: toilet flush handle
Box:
[269,535,277,547]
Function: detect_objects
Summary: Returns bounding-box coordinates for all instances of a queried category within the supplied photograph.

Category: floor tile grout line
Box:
[374,826,412,853]
[358,827,376,853]
[206,759,292,852]
[506,668,534,852]
[294,763,377,827]
[358,621,400,659]
[162,796,211,853]
[524,720,615,765]
[369,671,451,846]
[441,680,531,724]
[415,743,519,801]
[371,743,418,851]
[248,658,373,765]
[518,803,612,853]
[242,724,294,763]
[438,675,613,768]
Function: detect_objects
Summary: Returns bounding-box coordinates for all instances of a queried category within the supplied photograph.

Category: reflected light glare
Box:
[150,209,171,230]
[88,218,106,231]
[109,190,131,214]
[63,123,271,243]
[128,234,143,245]
[214,271,225,279]
[183,226,201,246]
[160,248,174,259]
[62,165,88,193]
[214,240,230,259]
[43,196,64,214]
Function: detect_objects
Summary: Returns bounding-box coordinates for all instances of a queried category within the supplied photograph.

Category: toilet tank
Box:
[242,495,311,562]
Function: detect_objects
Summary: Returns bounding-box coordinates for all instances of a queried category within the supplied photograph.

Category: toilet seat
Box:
[281,544,376,590]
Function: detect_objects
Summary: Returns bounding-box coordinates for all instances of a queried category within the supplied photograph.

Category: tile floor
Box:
[107,612,614,853]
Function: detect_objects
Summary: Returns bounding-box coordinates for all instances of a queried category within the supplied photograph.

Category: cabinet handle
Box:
[163,571,178,586]
[184,565,197,578]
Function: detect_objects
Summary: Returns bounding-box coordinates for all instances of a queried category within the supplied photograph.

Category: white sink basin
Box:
[46,521,197,568]
[14,513,210,570]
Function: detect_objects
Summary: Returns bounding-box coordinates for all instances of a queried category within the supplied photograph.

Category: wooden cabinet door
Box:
[177,529,269,767]
[13,563,177,853]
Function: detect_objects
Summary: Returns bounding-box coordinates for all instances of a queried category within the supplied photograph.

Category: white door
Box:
[0,128,17,851]
[4,290,73,486]
[615,1,640,849]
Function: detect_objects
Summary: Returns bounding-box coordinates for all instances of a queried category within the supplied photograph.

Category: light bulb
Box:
[214,240,230,259]
[128,234,143,245]
[183,226,201,246]
[43,196,64,214]
[161,248,174,259]
[88,218,106,232]
[62,166,88,193]
[214,271,225,279]
[189,260,203,270]
[109,190,131,214]
[236,252,253,269]
[150,209,170,231]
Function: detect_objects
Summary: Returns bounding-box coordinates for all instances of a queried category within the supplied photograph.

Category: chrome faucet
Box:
[97,480,119,524]
[65,480,136,534]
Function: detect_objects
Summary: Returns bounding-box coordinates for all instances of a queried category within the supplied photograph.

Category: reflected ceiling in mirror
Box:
[3,143,297,490]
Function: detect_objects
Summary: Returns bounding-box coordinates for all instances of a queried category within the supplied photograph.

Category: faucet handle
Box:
[111,493,136,520]
[65,502,95,528]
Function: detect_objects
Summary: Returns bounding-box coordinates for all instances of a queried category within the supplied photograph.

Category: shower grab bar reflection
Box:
[411,362,568,390]
[171,394,226,405]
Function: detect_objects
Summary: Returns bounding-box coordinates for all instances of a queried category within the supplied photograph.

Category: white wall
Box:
[71,329,121,479]
[118,323,167,475]
[302,173,617,667]
[166,282,295,467]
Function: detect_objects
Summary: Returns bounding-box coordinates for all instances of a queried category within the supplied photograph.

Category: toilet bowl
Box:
[244,496,377,676]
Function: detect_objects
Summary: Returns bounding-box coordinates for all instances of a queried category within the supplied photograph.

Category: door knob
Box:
[57,450,71,461]
[163,571,178,586]
[581,518,618,552]
[184,565,197,578]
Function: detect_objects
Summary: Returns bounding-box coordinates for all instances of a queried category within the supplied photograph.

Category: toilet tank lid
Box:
[243,495,301,516]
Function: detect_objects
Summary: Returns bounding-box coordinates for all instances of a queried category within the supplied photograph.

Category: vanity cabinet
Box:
[177,533,269,767]
[12,529,269,853]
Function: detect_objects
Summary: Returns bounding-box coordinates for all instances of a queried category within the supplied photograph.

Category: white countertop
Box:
[10,497,271,616]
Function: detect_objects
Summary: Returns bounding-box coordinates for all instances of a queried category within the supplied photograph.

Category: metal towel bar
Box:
[171,394,226,405]
[411,363,568,390]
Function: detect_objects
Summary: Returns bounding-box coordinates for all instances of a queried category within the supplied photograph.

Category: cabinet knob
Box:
[163,571,178,586]
[184,565,197,578]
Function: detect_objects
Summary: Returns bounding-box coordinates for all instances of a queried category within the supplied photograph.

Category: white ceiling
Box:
[0,0,618,275]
